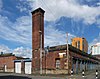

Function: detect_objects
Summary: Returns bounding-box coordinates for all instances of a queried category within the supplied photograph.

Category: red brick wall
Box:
[32,8,45,72]
[0,56,16,69]
[42,50,68,70]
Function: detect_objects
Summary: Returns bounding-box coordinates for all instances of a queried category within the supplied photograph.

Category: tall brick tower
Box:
[31,8,45,73]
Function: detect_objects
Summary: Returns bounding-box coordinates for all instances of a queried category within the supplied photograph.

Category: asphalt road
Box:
[0,73,64,79]
[0,72,99,79]
[0,75,64,79]
[67,70,100,79]
[0,75,31,79]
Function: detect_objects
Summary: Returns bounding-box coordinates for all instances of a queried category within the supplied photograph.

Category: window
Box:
[77,41,80,49]
[75,42,77,47]
[56,59,60,69]
[82,40,84,51]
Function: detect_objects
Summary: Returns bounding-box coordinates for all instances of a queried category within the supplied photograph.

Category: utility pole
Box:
[39,31,42,74]
[66,32,69,74]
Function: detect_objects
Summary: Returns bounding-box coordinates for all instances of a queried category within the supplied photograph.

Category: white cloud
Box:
[16,5,27,12]
[44,25,75,47]
[12,16,32,44]
[88,34,100,54]
[0,44,11,53]
[16,0,35,13]
[0,0,3,12]
[13,46,32,58]
[0,15,32,46]
[0,10,76,48]
[89,33,100,46]
[25,0,100,24]
[0,0,99,57]
[97,19,100,25]
[0,44,32,58]
[0,10,75,49]
[97,26,100,28]
[97,2,100,6]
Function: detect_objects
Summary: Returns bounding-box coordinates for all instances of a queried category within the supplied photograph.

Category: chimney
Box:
[31,8,45,73]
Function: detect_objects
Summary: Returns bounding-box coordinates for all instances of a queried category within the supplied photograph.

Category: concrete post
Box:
[88,61,90,70]
[96,70,98,79]
[72,58,74,72]
[83,61,85,71]
[85,62,87,70]
[90,62,93,70]
[80,60,82,72]
[76,59,78,74]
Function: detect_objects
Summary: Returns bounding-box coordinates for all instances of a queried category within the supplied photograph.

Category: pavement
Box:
[66,70,100,79]
[0,70,99,79]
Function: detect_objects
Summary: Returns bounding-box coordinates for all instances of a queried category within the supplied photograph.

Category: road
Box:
[0,71,99,79]
[67,70,100,79]
[0,73,64,79]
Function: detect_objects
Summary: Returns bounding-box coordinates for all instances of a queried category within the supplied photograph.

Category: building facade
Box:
[71,37,88,53]
[42,45,100,74]
[0,53,27,73]
[91,43,100,55]
[0,53,16,72]
[31,8,100,75]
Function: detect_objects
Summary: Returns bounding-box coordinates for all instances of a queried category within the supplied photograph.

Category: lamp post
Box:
[39,31,42,74]
[66,32,69,74]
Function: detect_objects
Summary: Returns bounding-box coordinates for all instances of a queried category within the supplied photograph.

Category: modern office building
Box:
[71,37,88,53]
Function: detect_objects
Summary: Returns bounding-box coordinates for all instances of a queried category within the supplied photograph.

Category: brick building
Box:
[42,45,100,74]
[31,8,100,74]
[0,53,25,72]
[94,55,100,60]
[0,53,17,72]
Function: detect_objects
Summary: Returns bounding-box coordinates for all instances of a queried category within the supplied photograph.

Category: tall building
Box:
[91,43,100,55]
[71,37,88,53]
[31,8,45,73]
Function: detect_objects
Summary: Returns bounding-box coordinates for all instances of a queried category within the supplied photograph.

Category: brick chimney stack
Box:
[31,8,45,73]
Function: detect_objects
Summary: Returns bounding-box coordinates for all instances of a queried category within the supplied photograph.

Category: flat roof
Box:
[48,44,100,62]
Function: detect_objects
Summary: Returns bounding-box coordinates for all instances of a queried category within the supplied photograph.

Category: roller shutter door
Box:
[25,62,31,74]
[15,62,21,73]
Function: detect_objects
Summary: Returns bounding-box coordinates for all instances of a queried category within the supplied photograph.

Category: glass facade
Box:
[91,43,100,55]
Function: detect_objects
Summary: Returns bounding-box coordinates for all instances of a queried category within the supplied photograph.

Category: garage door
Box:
[25,62,31,74]
[15,62,21,73]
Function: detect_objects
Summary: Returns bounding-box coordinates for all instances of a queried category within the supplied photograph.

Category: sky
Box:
[0,0,100,58]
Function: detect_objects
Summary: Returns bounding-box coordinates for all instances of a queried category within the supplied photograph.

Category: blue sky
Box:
[0,0,100,57]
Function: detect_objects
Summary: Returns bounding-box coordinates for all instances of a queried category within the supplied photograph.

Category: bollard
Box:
[82,69,85,78]
[71,69,74,76]
[96,70,98,79]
